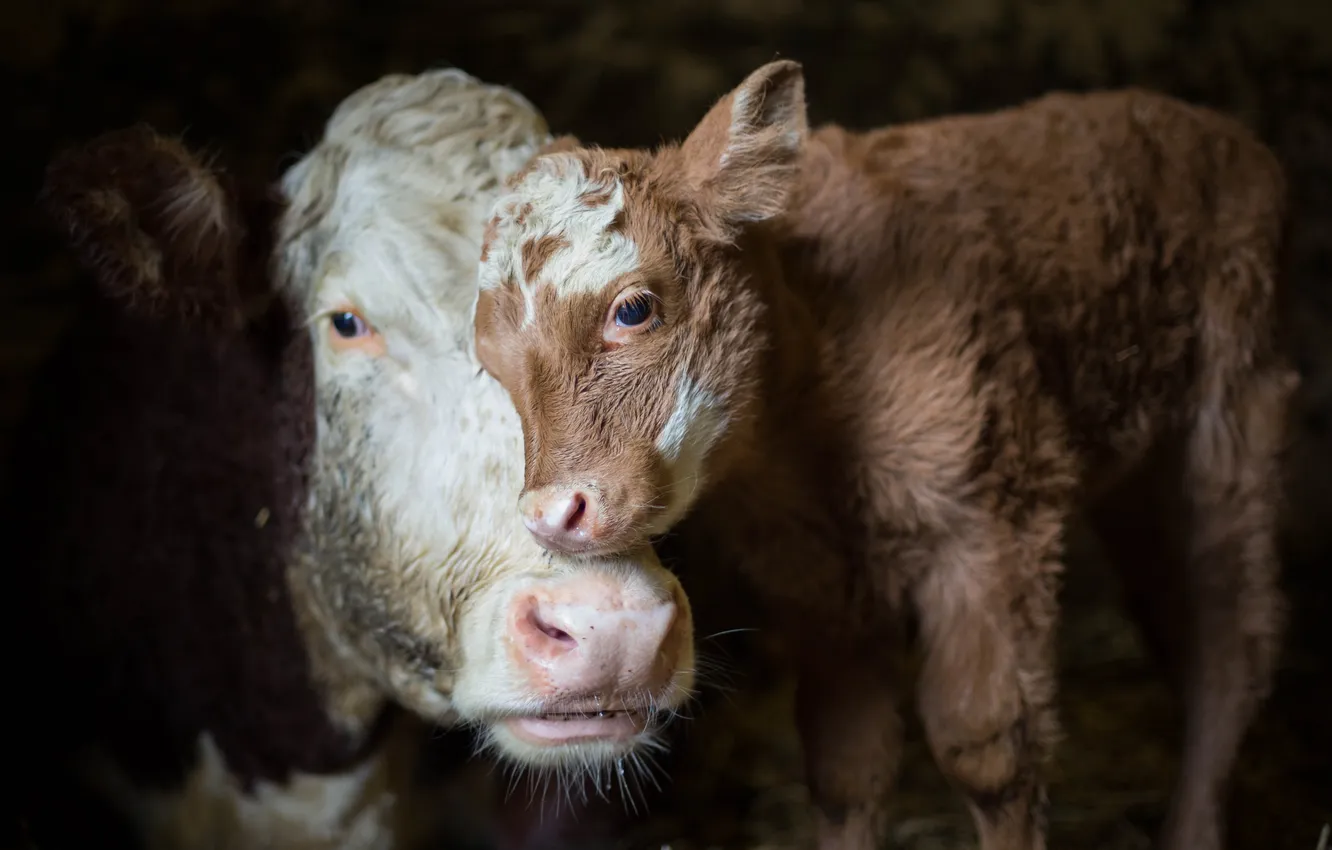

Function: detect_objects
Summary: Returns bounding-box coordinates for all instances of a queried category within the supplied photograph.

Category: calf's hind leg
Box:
[910,515,1065,850]
[1087,441,1192,691]
[1156,370,1291,850]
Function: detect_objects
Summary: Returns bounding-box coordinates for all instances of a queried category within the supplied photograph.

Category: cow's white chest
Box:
[81,734,400,850]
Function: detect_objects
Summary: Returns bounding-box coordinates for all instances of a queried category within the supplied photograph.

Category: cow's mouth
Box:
[500,707,650,745]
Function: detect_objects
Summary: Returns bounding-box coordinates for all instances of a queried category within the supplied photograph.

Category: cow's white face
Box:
[275,69,696,771]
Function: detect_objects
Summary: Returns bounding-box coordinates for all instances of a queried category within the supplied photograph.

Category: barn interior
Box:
[0,1,1329,848]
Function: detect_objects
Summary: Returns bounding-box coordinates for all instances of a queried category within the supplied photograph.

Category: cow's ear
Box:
[40,124,280,333]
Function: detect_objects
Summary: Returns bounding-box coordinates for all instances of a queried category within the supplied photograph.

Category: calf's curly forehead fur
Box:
[478,155,641,313]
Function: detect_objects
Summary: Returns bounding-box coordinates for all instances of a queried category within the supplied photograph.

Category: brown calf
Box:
[473,61,1295,850]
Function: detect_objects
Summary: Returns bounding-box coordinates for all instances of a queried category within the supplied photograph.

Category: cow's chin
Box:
[483,707,663,767]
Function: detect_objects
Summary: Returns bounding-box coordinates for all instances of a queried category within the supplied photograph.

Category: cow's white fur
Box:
[82,733,402,850]
[276,69,693,763]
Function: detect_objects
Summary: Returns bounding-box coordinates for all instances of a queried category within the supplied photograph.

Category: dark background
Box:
[1,1,1329,848]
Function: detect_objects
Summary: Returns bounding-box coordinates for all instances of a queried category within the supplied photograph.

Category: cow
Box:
[7,68,695,850]
[470,60,1296,850]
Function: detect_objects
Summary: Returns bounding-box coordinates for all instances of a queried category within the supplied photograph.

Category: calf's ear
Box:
[40,124,277,333]
[679,60,808,236]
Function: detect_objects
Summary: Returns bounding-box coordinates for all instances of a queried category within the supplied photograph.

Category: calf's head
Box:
[474,61,808,556]
[42,69,696,773]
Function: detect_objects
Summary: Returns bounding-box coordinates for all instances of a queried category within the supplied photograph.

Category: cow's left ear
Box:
[40,124,281,333]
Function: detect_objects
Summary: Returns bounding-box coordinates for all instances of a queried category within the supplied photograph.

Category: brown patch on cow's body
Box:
[476,61,1295,850]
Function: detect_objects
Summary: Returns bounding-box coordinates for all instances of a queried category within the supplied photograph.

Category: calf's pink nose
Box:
[519,485,604,553]
[508,577,683,698]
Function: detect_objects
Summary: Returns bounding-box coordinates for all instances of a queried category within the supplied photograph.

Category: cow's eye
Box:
[326,308,385,356]
[331,311,369,338]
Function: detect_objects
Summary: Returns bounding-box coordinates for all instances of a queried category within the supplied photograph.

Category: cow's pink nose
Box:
[519,485,604,553]
[507,576,684,699]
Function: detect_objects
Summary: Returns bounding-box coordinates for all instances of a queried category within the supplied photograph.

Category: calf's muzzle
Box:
[518,458,668,556]
[519,483,604,553]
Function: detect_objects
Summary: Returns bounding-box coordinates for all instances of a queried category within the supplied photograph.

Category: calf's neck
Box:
[473,61,1295,850]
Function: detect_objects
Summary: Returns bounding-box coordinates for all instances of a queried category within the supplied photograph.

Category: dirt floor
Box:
[1,1,1329,848]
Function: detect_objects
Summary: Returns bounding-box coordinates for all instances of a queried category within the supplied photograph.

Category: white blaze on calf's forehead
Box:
[478,155,641,322]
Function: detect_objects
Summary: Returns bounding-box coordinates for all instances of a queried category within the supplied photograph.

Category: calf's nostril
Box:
[563,492,587,531]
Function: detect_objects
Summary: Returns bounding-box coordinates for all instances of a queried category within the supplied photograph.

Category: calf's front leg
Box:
[794,642,903,850]
[731,521,902,850]
[911,529,1062,850]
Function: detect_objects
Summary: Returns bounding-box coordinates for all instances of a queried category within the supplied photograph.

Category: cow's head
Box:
[473,61,808,556]
[275,69,696,769]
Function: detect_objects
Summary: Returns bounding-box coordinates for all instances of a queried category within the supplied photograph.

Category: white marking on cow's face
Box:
[651,371,730,532]
[80,734,399,850]
[478,157,641,320]
[274,69,693,767]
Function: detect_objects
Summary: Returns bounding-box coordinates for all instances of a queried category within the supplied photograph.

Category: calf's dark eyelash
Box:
[613,292,665,329]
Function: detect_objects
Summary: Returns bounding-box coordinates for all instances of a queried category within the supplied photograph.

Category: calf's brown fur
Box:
[474,61,1295,850]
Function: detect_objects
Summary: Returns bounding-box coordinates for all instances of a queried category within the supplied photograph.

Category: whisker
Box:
[701,627,759,641]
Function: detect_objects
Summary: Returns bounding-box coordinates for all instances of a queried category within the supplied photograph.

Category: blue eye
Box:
[614,294,656,328]
[331,311,368,338]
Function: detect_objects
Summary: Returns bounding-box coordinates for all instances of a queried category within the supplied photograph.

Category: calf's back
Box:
[786,88,1289,496]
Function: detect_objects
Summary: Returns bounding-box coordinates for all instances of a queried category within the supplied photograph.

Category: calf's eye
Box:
[331,311,369,338]
[603,290,662,348]
[614,294,656,328]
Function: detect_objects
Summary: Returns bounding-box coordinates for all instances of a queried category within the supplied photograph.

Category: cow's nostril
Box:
[528,607,577,646]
